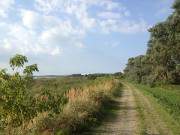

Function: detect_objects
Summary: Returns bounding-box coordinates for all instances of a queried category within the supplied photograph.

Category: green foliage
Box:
[124,0,180,85]
[0,54,66,134]
[86,74,97,80]
[9,54,28,69]
[113,72,124,79]
[173,0,180,13]
[37,88,67,114]
[23,64,39,75]
[0,54,38,129]
[85,73,112,80]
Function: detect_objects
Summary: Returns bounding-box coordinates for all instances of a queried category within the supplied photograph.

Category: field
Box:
[0,76,122,135]
[31,77,98,95]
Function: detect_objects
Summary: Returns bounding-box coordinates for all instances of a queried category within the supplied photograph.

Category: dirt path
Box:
[84,82,174,135]
[88,84,139,135]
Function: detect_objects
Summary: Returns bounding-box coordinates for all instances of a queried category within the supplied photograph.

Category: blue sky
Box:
[0,0,174,75]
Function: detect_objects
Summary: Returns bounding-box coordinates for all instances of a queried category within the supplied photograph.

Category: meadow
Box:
[31,76,97,95]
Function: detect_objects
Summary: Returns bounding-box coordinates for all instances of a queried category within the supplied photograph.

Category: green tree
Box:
[124,0,180,85]
[0,54,39,131]
[0,54,67,134]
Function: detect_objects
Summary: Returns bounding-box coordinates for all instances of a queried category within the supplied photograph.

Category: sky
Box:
[0,0,174,75]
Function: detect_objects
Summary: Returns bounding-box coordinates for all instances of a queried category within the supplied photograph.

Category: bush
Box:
[0,54,66,134]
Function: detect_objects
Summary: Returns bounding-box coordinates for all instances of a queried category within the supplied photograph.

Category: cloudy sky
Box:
[0,0,174,75]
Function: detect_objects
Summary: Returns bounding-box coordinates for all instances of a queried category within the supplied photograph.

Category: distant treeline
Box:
[84,72,123,80]
[124,0,180,86]
[34,72,123,80]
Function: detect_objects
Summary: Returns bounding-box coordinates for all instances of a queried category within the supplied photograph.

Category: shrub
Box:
[0,54,66,134]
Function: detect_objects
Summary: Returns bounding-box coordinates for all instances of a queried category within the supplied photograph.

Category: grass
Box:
[31,76,97,95]
[134,84,180,124]
[8,76,122,135]
[132,88,146,135]
[131,82,180,134]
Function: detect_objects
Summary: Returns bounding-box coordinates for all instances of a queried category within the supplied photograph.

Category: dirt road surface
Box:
[89,84,139,135]
[84,82,174,135]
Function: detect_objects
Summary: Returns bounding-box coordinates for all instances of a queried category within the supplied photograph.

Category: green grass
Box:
[134,84,180,124]
[132,88,146,135]
[130,82,180,134]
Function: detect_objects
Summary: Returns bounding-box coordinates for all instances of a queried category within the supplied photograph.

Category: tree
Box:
[0,54,66,134]
[124,0,180,85]
[0,54,39,131]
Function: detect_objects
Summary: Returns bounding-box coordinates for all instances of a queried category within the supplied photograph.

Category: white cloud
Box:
[75,42,85,48]
[65,1,96,29]
[21,9,41,29]
[35,0,97,30]
[0,8,85,56]
[39,20,84,48]
[96,1,148,34]
[0,0,14,18]
[50,47,61,55]
[35,0,66,14]
[0,23,63,56]
[98,11,121,19]
[100,0,122,11]
[0,0,150,57]
[100,19,149,34]
[35,0,147,34]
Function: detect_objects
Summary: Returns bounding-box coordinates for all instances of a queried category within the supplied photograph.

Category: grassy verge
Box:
[131,87,146,135]
[131,83,180,135]
[134,84,180,124]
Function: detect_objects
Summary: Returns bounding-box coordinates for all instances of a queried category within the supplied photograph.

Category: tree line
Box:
[124,0,180,86]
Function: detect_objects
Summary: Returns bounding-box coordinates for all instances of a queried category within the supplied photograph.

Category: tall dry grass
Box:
[56,78,121,134]
[8,78,121,135]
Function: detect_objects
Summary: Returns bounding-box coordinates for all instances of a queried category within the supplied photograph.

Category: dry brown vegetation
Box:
[9,78,121,135]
